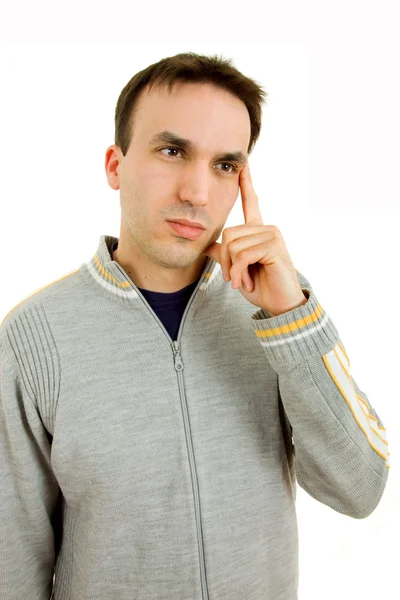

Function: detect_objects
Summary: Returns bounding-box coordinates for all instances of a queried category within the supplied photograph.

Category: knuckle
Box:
[222,228,232,243]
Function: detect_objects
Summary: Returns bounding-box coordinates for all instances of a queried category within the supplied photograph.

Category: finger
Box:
[240,162,264,225]
[223,256,252,289]
[230,244,267,289]
[228,265,253,290]
[221,224,267,280]
[228,231,270,288]
[221,231,233,281]
[241,267,254,292]
[233,265,254,290]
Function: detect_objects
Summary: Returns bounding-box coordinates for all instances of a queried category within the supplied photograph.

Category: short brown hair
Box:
[114,51,268,157]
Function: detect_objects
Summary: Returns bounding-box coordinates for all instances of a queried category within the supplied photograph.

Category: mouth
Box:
[167,219,205,229]
[167,221,205,240]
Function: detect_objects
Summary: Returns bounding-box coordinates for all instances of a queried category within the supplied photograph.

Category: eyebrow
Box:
[149,130,248,167]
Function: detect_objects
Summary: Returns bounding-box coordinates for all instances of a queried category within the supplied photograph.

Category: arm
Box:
[0,320,60,599]
[251,271,389,519]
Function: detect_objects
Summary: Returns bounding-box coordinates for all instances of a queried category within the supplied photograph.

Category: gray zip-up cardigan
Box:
[0,234,389,600]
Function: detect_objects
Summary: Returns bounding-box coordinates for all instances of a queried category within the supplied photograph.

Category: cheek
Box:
[219,185,239,212]
[139,160,175,198]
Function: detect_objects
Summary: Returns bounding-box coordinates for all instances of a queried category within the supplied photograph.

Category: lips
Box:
[167,219,205,229]
[167,221,205,240]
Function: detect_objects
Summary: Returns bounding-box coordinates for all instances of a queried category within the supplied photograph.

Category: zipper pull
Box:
[172,341,184,371]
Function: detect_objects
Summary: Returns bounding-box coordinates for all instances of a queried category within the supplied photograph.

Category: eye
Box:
[159,147,239,175]
[160,147,182,158]
[215,162,239,174]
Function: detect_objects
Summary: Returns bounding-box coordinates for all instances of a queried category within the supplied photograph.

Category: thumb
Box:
[201,240,222,264]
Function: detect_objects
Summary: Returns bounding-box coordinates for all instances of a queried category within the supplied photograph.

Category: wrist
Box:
[268,291,308,317]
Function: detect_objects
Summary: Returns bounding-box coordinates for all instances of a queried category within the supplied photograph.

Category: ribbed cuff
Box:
[251,287,339,372]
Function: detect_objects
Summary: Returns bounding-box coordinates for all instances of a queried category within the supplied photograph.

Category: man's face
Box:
[107,81,251,271]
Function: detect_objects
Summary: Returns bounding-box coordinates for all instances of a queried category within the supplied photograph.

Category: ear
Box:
[105,145,122,191]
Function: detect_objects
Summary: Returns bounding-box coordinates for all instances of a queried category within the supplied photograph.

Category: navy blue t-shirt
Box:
[111,240,200,341]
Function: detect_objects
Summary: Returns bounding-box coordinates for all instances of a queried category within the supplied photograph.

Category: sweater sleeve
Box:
[251,270,390,519]
[0,316,60,599]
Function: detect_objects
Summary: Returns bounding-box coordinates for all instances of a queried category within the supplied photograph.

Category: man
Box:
[0,52,389,600]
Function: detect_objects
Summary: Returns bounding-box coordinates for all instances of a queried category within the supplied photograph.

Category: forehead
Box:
[133,81,251,150]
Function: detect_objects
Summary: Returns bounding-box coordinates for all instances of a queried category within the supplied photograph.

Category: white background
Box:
[0,2,399,599]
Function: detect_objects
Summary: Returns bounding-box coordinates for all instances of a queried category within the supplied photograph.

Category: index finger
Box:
[240,161,264,225]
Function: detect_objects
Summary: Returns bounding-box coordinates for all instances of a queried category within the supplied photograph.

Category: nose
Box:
[177,162,210,207]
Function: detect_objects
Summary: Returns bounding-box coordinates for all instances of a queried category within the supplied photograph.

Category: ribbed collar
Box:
[81,234,222,305]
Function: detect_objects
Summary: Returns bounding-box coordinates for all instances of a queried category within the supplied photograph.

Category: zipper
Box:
[172,340,209,600]
[112,260,210,600]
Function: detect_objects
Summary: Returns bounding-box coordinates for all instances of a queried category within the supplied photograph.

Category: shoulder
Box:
[0,266,84,331]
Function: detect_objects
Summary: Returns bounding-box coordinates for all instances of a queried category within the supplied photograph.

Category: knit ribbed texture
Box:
[0,234,389,600]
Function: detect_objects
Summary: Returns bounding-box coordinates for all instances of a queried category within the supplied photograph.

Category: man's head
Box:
[105,52,267,290]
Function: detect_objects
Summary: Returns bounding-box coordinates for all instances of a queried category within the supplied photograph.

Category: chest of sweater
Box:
[5,279,299,598]
[48,299,294,516]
